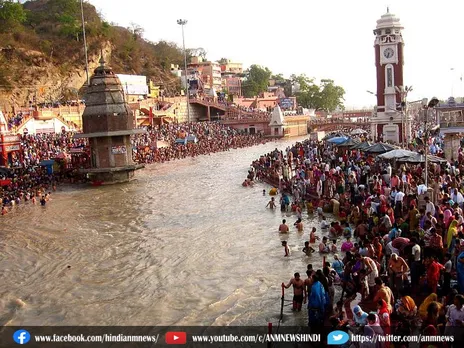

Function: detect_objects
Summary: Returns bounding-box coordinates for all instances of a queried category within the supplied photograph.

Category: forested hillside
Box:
[0,0,184,108]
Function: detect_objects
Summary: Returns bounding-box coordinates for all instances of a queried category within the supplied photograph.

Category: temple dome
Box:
[376,8,403,30]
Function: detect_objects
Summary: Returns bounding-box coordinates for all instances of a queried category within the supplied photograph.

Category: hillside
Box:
[0,0,183,110]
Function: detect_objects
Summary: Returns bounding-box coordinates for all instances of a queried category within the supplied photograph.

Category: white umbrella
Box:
[377,149,417,160]
[351,128,367,135]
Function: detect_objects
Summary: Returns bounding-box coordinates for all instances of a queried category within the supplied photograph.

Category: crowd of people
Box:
[132,122,269,163]
[1,121,269,214]
[6,112,26,130]
[247,129,464,346]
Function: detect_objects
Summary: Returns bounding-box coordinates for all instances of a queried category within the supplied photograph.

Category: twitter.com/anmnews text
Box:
[351,334,454,344]
[328,330,454,345]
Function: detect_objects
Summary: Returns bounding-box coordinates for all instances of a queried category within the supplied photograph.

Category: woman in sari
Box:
[426,257,445,294]
[419,293,442,320]
[447,219,458,252]
[307,274,326,329]
[377,299,391,334]
[421,302,440,330]
[397,293,417,318]
[386,204,395,225]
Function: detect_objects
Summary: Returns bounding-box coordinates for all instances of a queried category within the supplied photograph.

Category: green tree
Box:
[217,57,228,65]
[291,74,321,109]
[44,0,81,39]
[242,64,271,98]
[292,75,345,111]
[58,13,80,39]
[318,79,345,111]
[0,0,27,31]
[271,73,284,81]
[152,41,184,69]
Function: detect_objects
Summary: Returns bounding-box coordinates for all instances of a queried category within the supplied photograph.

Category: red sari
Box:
[427,261,444,294]
[378,299,391,334]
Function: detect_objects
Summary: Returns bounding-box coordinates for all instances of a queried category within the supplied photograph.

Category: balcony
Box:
[439,110,464,134]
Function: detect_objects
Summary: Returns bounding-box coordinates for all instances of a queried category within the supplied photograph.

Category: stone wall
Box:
[175,102,204,123]
[443,134,461,161]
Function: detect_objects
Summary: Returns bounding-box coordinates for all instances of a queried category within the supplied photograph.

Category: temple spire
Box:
[99,49,105,67]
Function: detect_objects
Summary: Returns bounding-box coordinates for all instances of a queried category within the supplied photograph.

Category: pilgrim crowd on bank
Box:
[248,124,464,346]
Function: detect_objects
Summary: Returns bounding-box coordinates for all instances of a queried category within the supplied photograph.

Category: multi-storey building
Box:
[220,60,243,96]
[220,60,243,75]
[187,57,222,94]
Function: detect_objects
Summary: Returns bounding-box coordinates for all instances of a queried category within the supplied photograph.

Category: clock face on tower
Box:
[383,47,395,59]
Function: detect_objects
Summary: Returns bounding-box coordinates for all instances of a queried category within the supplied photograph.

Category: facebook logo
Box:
[13,330,31,345]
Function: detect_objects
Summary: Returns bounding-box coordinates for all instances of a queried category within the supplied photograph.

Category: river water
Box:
[0,136,329,327]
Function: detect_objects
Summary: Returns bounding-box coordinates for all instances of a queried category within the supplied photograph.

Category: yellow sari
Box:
[402,296,416,312]
[447,220,458,248]
[419,293,442,319]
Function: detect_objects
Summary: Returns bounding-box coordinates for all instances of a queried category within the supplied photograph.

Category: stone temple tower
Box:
[75,55,145,184]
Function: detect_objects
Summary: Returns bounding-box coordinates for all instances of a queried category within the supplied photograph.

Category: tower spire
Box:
[99,49,105,67]
[387,6,389,13]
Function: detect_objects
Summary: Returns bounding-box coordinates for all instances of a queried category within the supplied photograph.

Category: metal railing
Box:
[439,110,464,129]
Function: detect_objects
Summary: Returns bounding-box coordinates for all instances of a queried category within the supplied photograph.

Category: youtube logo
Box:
[165,331,187,345]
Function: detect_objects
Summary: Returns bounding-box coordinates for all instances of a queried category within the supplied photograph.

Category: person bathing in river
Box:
[331,240,338,253]
[303,241,315,256]
[319,236,330,253]
[294,218,304,232]
[307,201,314,214]
[282,241,290,257]
[279,219,289,233]
[282,272,306,311]
[266,197,276,209]
[321,216,329,230]
[310,227,319,243]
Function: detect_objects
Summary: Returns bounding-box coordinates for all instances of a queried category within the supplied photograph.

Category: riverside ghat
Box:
[245,122,464,340]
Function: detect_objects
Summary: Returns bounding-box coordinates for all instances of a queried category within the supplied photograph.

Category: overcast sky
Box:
[87,0,464,109]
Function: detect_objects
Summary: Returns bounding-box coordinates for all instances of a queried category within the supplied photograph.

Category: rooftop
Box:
[376,7,403,30]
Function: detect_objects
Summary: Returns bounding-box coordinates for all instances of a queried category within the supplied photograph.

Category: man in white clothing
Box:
[425,196,435,216]
[451,188,464,208]
[394,188,405,217]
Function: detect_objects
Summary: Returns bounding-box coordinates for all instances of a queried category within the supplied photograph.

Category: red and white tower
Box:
[371,8,408,143]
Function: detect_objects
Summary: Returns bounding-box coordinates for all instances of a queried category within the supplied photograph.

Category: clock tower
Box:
[371,8,407,143]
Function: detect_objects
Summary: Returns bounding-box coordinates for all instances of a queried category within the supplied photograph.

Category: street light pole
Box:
[424,108,429,187]
[80,0,90,87]
[423,97,439,188]
[177,19,190,123]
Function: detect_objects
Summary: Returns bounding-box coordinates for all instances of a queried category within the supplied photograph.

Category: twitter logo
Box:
[327,330,349,345]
